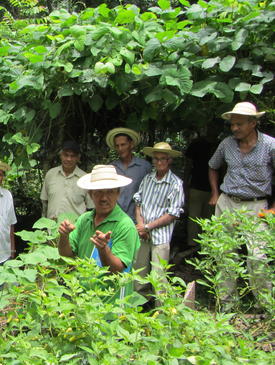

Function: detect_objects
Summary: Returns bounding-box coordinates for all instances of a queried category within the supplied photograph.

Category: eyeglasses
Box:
[152,157,170,163]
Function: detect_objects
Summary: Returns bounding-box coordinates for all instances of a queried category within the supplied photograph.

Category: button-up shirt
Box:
[209,131,275,198]
[133,169,184,245]
[40,165,94,219]
[111,156,151,220]
[0,187,17,263]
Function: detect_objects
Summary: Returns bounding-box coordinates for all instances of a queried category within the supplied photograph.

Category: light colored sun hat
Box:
[0,161,11,172]
[77,165,132,190]
[106,127,141,150]
[221,102,265,120]
[143,142,182,158]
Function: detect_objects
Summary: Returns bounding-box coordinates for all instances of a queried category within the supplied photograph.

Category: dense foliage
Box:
[0,211,274,364]
[0,0,274,170]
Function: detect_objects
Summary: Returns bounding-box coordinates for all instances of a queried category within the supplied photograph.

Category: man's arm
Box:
[208,167,220,206]
[91,231,125,273]
[10,225,16,259]
[136,213,177,236]
[58,220,75,257]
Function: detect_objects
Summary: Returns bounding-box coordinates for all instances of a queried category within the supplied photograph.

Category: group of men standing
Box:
[1,101,274,310]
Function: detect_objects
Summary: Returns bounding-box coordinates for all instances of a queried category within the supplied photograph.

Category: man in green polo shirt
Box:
[58,165,140,298]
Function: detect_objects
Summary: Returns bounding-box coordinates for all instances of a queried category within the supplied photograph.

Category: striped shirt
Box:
[133,169,184,245]
[209,131,275,198]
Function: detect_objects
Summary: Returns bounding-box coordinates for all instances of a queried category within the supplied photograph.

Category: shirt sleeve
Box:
[167,181,184,217]
[208,141,225,170]
[40,172,48,201]
[8,192,17,225]
[111,220,140,268]
[133,176,145,206]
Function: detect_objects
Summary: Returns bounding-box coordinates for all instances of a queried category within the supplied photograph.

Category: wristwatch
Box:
[144,224,150,232]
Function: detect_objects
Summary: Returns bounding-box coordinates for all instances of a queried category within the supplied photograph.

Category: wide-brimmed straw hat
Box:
[143,142,182,158]
[221,102,265,120]
[106,127,141,149]
[0,161,11,172]
[77,165,132,190]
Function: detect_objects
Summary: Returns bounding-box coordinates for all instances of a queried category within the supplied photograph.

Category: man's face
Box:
[0,170,4,185]
[152,152,171,174]
[89,188,120,216]
[60,150,79,171]
[230,115,257,140]
[114,135,133,161]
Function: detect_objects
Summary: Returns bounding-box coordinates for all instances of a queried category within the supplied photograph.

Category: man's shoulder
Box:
[134,156,151,167]
[74,166,88,177]
[169,170,183,186]
[45,166,61,175]
[259,132,275,146]
[0,186,12,198]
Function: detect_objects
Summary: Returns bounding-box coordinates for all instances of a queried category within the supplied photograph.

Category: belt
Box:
[223,193,267,203]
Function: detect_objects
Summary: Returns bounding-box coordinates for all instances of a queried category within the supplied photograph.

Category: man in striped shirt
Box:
[133,142,184,304]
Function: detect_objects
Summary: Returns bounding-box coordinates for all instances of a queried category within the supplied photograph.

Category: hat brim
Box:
[106,128,141,150]
[77,173,132,190]
[221,111,265,120]
[143,147,182,158]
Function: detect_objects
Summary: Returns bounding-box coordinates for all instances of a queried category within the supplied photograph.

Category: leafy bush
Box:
[188,209,275,315]
[0,217,274,364]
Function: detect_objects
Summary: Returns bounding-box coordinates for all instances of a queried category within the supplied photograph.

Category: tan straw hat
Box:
[143,142,182,158]
[77,165,132,190]
[106,127,141,150]
[0,161,11,172]
[221,102,265,120]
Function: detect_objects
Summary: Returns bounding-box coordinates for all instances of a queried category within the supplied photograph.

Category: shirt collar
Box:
[152,169,171,183]
[92,204,121,227]
[58,165,82,177]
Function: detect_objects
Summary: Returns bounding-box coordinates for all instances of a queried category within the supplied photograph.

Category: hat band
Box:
[91,172,119,183]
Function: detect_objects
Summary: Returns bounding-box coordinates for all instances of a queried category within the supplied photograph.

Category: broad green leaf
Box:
[23,52,44,63]
[250,84,263,94]
[202,57,220,69]
[56,40,74,56]
[235,82,251,92]
[120,48,135,65]
[232,29,248,51]
[145,87,163,103]
[186,4,204,19]
[115,9,136,24]
[26,143,40,155]
[58,86,74,97]
[9,75,44,93]
[219,55,236,72]
[143,38,161,62]
[158,0,170,10]
[33,217,58,230]
[21,268,37,282]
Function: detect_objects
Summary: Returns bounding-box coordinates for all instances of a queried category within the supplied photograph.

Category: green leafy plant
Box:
[188,209,275,315]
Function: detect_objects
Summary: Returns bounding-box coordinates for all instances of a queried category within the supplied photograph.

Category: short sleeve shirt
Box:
[69,204,140,269]
[110,157,151,220]
[0,187,17,263]
[209,132,275,198]
[40,165,94,219]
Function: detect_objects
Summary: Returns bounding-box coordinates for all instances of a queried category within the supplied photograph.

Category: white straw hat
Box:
[0,161,11,172]
[221,102,265,120]
[106,127,140,149]
[77,165,132,190]
[143,142,182,158]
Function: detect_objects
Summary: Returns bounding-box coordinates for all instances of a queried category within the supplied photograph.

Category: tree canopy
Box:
[0,0,274,169]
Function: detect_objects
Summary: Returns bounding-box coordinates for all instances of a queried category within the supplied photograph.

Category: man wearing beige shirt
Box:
[40,141,93,219]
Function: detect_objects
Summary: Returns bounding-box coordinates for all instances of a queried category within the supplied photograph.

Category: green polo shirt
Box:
[69,204,140,300]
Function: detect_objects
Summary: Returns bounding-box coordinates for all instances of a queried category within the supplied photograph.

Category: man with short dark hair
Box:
[40,141,93,219]
[0,161,17,264]
[106,128,151,221]
[208,101,275,309]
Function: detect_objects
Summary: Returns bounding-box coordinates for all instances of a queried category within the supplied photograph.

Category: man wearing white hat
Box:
[0,161,17,265]
[133,142,184,303]
[58,165,140,298]
[106,128,151,221]
[208,101,275,309]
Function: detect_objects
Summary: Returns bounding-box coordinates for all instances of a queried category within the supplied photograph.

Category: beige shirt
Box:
[40,165,94,219]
